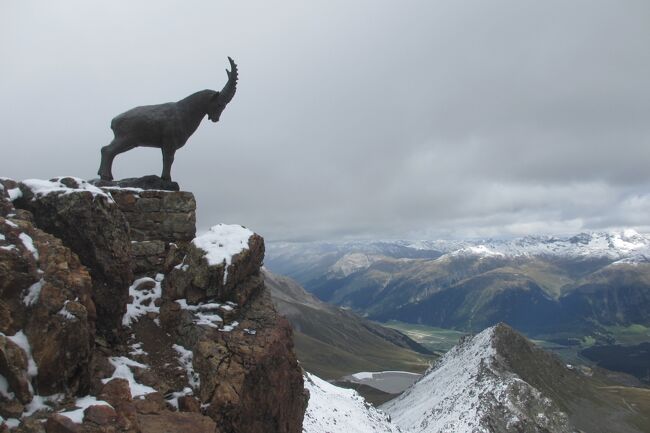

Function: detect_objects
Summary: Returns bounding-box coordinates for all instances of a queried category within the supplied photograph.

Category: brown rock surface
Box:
[13,177,131,341]
[176,396,200,413]
[192,289,307,433]
[0,336,31,404]
[159,294,305,431]
[0,191,95,398]
[44,414,82,433]
[83,405,118,426]
[98,379,132,407]
[137,412,217,433]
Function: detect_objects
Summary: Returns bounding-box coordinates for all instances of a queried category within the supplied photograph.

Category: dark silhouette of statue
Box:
[98,57,238,182]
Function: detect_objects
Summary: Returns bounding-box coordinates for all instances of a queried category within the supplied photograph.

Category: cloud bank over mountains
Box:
[1,0,649,240]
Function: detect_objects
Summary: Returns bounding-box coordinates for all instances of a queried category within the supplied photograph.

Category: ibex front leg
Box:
[161,147,176,182]
[99,137,135,181]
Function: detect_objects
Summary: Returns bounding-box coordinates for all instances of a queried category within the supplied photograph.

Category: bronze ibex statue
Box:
[98,57,238,182]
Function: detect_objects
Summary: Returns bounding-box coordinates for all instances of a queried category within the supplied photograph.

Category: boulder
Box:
[45,414,82,433]
[13,177,131,341]
[164,225,264,306]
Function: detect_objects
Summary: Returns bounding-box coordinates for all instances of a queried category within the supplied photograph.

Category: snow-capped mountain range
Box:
[323,230,650,278]
[406,229,650,263]
[268,230,650,282]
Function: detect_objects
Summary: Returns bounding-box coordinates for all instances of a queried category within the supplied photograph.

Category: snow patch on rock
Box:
[6,331,38,378]
[123,276,163,327]
[172,344,200,389]
[102,357,156,397]
[57,301,76,320]
[58,395,112,424]
[22,279,44,306]
[7,188,22,201]
[21,177,113,202]
[18,233,38,261]
[192,224,253,284]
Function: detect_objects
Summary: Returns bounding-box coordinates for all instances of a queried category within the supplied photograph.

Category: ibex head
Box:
[208,57,238,123]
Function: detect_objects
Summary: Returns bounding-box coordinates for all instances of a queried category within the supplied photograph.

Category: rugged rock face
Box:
[1,177,307,433]
[13,177,132,341]
[0,180,96,411]
[160,225,306,433]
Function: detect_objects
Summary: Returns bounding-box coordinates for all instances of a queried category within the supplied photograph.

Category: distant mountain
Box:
[264,269,433,379]
[266,231,650,337]
[268,230,650,282]
[383,323,650,433]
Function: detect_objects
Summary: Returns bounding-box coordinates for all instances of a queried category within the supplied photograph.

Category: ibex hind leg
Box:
[98,137,136,181]
[161,147,176,182]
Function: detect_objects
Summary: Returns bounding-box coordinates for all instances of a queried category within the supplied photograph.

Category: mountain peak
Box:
[383,323,573,433]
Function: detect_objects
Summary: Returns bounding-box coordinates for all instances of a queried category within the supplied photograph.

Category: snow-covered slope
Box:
[328,252,385,278]
[302,372,402,433]
[382,324,572,433]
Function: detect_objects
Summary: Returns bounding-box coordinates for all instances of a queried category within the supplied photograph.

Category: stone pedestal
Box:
[106,188,196,275]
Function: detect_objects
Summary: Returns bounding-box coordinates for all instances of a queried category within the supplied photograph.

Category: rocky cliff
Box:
[0,176,306,433]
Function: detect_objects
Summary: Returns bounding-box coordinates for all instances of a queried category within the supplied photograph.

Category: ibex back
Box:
[98,57,238,182]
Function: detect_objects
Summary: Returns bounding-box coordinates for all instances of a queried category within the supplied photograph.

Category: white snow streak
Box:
[23,279,44,306]
[18,233,38,260]
[102,357,156,397]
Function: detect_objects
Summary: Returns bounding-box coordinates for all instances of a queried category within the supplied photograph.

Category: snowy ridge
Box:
[302,372,402,433]
[329,253,383,278]
[415,230,650,263]
[382,325,570,433]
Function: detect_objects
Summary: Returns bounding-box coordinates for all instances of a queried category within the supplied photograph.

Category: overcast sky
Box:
[1,1,649,241]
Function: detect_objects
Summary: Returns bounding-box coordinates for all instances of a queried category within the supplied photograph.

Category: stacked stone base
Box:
[106,189,196,275]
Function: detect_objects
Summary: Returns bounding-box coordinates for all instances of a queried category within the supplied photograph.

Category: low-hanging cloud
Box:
[1,0,649,241]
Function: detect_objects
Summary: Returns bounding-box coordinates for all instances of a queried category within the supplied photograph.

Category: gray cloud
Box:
[1,0,649,241]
